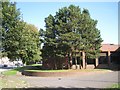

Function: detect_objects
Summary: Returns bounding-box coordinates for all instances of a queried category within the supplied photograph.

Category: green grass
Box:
[28,64,42,66]
[2,66,26,76]
[2,64,41,76]
[2,64,111,76]
[25,69,70,72]
[25,68,111,73]
[106,83,120,89]
[2,70,17,75]
[111,83,120,88]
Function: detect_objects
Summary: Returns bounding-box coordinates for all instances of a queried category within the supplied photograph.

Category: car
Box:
[3,64,8,67]
[15,63,23,67]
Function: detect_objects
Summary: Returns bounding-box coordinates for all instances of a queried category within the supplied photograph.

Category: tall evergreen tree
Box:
[78,9,102,68]
[41,5,103,69]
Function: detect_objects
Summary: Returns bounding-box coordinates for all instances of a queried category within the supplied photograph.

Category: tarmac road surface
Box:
[18,71,119,88]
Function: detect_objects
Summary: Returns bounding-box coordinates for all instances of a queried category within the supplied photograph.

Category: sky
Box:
[15,2,118,44]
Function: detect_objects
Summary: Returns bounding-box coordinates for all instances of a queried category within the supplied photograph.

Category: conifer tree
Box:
[41,5,103,69]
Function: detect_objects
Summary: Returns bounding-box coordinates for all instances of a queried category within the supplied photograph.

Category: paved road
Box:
[0,68,11,73]
[0,67,14,73]
[18,71,119,88]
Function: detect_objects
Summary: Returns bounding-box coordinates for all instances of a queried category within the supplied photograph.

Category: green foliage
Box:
[1,1,42,64]
[80,9,103,59]
[111,83,120,88]
[2,1,22,60]
[41,5,103,69]
[19,23,42,64]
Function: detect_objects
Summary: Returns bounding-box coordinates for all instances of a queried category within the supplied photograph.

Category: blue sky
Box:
[16,2,118,44]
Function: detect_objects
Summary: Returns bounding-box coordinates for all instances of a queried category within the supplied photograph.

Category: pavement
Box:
[0,68,10,73]
[17,71,119,88]
[0,67,14,74]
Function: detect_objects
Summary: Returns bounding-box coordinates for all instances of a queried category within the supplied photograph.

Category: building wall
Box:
[0,57,23,67]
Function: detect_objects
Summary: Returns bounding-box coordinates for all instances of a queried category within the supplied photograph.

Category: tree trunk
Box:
[53,57,57,70]
[82,51,86,69]
[108,51,111,66]
[62,62,63,70]
[85,57,87,69]
[75,51,77,69]
[95,58,99,68]
[69,52,73,69]
[79,52,81,69]
[54,59,57,70]
[67,54,70,69]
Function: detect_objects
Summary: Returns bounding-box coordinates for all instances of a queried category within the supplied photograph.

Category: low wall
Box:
[86,65,95,69]
[71,65,95,69]
[22,71,82,77]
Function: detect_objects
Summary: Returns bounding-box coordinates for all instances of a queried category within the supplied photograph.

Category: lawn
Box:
[24,68,111,73]
[2,70,17,75]
[111,83,120,88]
[25,69,70,72]
[106,83,120,89]
[2,63,111,76]
[2,64,42,76]
[2,66,26,76]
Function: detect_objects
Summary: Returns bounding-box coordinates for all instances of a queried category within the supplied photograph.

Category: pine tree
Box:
[41,5,103,69]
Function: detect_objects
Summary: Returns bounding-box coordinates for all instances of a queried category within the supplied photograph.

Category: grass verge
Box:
[25,69,70,72]
[2,64,111,75]
[25,69,111,72]
[111,83,120,88]
[2,64,41,76]
[2,66,26,76]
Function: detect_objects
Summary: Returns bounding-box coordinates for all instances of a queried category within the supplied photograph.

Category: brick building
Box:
[72,44,120,69]
[43,44,120,69]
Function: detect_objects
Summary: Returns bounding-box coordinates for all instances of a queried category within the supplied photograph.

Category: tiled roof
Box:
[101,44,119,52]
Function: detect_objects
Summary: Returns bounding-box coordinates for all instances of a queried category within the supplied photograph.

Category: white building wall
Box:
[0,57,23,67]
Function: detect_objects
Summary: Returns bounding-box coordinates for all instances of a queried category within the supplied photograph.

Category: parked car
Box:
[3,64,8,67]
[0,64,8,68]
[15,63,23,67]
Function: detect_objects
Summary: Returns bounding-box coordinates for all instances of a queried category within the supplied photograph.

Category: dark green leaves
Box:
[41,4,103,64]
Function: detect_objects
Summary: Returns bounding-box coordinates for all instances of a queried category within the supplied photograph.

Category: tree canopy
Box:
[1,1,41,65]
[1,1,102,69]
[41,5,103,69]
